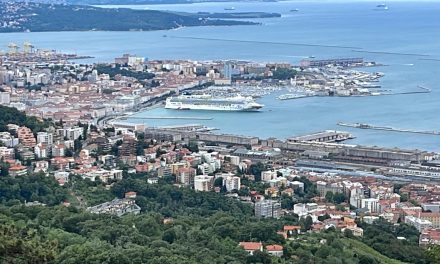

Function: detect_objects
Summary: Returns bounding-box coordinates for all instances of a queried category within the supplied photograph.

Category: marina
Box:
[337,122,440,136]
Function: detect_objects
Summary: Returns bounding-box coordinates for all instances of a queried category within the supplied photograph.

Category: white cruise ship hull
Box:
[165,95,263,111]
[165,102,261,111]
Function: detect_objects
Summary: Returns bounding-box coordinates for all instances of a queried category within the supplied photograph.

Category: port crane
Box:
[23,42,34,54]
[7,42,18,54]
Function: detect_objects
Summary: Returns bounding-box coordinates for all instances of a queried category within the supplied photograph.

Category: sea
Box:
[1,0,440,151]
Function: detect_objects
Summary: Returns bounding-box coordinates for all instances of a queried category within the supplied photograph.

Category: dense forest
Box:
[0,170,437,263]
[0,3,257,33]
[0,105,49,133]
[95,65,155,81]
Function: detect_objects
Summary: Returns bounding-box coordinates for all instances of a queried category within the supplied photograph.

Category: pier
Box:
[287,130,355,143]
[158,124,218,132]
[337,122,440,136]
[168,36,362,49]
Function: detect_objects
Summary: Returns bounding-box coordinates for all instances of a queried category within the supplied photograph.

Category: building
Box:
[0,147,14,160]
[52,144,65,157]
[420,213,440,228]
[34,143,49,159]
[265,245,284,257]
[87,198,141,217]
[176,167,196,186]
[361,198,379,213]
[194,175,214,192]
[255,200,281,219]
[82,169,123,183]
[405,216,432,232]
[420,229,440,247]
[58,127,83,140]
[9,164,27,177]
[239,242,263,255]
[37,132,53,145]
[0,91,10,105]
[223,175,241,192]
[0,132,19,147]
[261,170,278,182]
[17,126,36,148]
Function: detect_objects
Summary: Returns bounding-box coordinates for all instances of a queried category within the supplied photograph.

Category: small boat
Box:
[290,8,299,12]
[277,94,307,100]
[224,7,235,10]
[375,4,389,10]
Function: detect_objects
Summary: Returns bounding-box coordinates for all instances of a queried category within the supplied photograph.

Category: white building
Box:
[58,127,83,140]
[361,198,379,213]
[405,215,432,232]
[37,132,53,145]
[194,175,214,192]
[34,143,49,159]
[290,181,305,191]
[0,132,19,147]
[0,92,10,105]
[223,175,241,192]
[261,170,277,182]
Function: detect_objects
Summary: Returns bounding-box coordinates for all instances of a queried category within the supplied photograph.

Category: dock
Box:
[287,130,355,143]
[337,122,440,136]
[158,124,218,132]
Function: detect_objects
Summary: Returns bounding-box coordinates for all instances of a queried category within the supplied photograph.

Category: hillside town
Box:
[2,45,440,261]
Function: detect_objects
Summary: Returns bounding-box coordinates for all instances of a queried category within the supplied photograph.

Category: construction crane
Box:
[23,42,34,54]
[7,42,18,54]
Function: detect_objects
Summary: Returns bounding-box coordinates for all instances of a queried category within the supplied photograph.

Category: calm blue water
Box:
[1,1,439,150]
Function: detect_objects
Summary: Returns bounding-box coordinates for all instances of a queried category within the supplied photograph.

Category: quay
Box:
[287,130,354,143]
[158,124,218,132]
[337,122,440,136]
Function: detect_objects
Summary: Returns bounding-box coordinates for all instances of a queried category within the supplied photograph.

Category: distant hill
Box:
[2,0,277,5]
[0,2,257,33]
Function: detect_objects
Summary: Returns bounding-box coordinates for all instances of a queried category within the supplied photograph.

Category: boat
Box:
[165,95,263,111]
[224,7,235,10]
[375,4,389,10]
[277,94,307,100]
[290,8,299,12]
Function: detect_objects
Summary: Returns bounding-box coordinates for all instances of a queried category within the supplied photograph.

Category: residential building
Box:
[9,164,27,177]
[37,132,53,145]
[194,175,214,192]
[361,198,379,213]
[52,144,65,157]
[255,200,281,219]
[223,175,241,192]
[265,245,284,257]
[239,242,263,255]
[176,167,196,186]
[34,143,49,159]
[405,215,432,232]
[17,126,36,148]
[0,92,10,105]
[87,198,141,217]
[0,147,14,160]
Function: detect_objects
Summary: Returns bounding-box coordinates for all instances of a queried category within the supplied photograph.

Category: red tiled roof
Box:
[266,245,283,251]
[239,242,262,251]
[284,225,301,231]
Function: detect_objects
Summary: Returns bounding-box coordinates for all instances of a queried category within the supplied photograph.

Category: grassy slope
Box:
[343,238,407,264]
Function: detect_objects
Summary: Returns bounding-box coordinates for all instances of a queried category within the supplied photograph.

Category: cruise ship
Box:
[165,95,263,111]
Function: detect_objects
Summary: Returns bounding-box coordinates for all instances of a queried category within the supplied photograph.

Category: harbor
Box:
[337,122,440,136]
